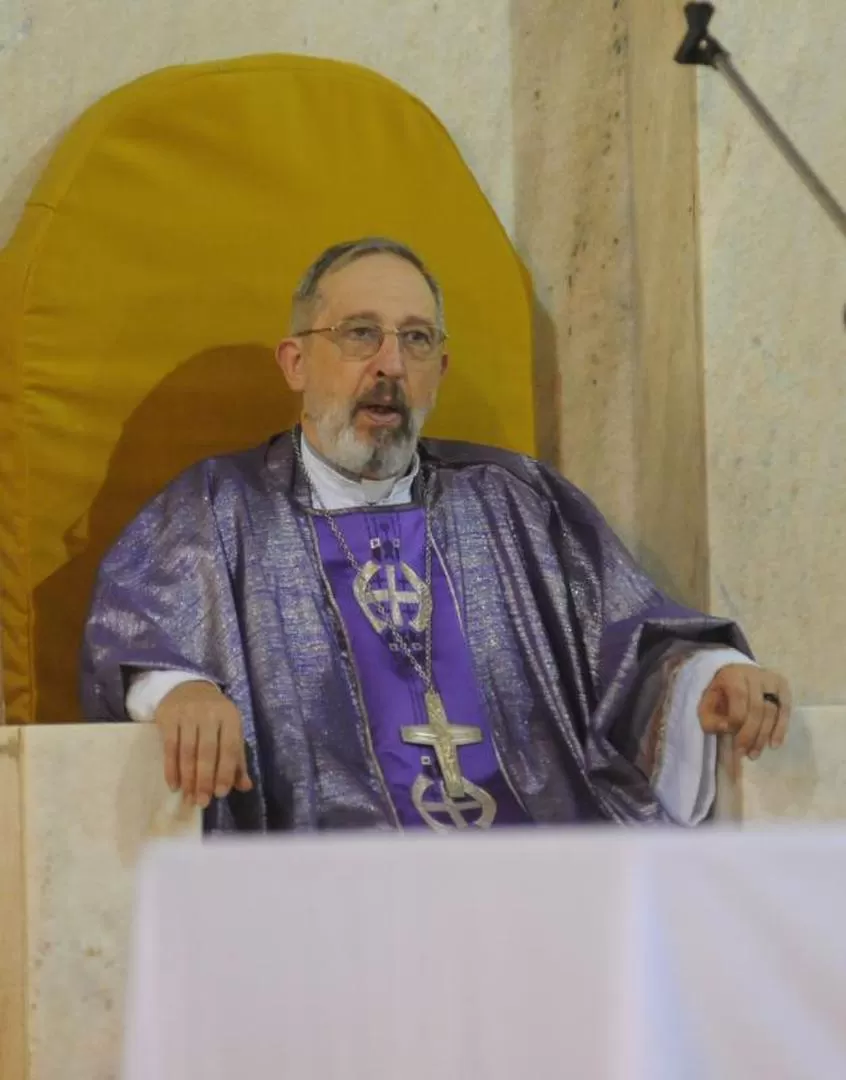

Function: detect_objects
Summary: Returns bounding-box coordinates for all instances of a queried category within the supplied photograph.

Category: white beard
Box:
[312,399,432,480]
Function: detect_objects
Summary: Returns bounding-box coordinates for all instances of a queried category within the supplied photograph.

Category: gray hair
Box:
[290,236,445,332]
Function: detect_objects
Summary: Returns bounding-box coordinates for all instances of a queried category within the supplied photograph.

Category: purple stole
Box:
[313,507,528,830]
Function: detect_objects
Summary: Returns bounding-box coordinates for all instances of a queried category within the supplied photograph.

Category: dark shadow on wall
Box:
[31,344,294,724]
[531,294,562,468]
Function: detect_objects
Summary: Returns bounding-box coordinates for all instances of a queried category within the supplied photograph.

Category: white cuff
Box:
[654,648,757,826]
[125,669,215,722]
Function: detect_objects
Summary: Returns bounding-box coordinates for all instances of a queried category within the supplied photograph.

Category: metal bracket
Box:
[674,3,846,257]
[674,2,726,67]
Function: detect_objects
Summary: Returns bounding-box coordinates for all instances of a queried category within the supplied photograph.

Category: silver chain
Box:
[295,436,434,689]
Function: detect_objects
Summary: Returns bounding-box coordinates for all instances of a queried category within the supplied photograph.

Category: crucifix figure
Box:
[401,690,483,799]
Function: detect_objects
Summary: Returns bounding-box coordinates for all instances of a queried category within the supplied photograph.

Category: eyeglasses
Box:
[298,319,447,362]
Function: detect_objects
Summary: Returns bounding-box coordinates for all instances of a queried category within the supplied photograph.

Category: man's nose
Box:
[373,331,406,376]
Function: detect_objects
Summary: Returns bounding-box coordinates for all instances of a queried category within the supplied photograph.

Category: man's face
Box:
[277,254,448,479]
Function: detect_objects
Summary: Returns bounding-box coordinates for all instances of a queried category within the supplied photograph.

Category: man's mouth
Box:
[358,403,404,426]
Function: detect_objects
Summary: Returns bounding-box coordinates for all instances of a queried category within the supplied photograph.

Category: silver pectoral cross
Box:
[401,691,483,799]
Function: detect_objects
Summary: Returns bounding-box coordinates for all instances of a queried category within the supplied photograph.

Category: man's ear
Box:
[440,351,450,377]
[276,337,306,392]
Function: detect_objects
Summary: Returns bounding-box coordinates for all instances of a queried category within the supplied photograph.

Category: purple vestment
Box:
[81,430,751,831]
[313,508,529,828]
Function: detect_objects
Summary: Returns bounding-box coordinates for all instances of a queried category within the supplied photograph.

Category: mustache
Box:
[353,381,409,416]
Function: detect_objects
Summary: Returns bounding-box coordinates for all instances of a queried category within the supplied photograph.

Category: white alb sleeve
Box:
[125,670,215,722]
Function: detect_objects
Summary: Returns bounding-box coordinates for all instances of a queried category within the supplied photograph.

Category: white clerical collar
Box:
[300,434,420,511]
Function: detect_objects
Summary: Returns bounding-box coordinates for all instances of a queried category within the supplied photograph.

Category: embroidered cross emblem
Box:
[354,560,432,633]
[411,775,497,831]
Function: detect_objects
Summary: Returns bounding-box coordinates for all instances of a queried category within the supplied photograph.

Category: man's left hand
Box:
[698,665,792,759]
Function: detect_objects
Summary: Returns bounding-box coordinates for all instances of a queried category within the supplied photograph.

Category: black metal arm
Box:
[675,3,846,243]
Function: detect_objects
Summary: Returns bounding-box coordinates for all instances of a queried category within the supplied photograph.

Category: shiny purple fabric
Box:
[81,431,750,830]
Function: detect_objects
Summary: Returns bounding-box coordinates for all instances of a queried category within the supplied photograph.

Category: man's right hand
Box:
[154,681,254,808]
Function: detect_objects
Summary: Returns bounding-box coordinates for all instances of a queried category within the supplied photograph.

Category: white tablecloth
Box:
[122,827,846,1079]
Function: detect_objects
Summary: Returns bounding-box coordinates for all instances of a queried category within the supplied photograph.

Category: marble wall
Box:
[514,0,846,706]
[696,4,846,771]
[739,708,846,823]
[0,725,199,1080]
[0,729,26,1078]
[512,0,709,605]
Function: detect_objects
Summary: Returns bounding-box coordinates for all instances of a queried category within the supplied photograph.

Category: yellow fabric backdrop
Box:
[0,54,534,724]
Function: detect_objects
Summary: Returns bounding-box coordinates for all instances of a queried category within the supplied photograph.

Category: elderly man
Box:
[82,237,790,832]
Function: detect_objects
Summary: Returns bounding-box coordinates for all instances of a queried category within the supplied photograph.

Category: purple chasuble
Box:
[313,507,528,830]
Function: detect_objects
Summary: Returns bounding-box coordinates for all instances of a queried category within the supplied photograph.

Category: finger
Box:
[698,686,729,734]
[178,722,199,803]
[234,742,254,793]
[771,676,793,748]
[722,673,750,734]
[750,691,779,759]
[194,722,222,810]
[734,671,765,756]
[214,719,242,798]
[159,719,181,793]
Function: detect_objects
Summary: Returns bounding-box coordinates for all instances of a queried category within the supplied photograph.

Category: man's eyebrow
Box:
[336,310,437,326]
[338,310,382,323]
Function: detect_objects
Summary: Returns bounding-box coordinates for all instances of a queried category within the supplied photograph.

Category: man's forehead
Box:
[318,254,437,316]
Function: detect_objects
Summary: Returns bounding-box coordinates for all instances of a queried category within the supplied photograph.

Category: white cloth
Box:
[124,439,757,825]
[123,828,846,1080]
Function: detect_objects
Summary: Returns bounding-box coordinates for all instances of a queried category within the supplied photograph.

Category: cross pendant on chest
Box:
[401,690,483,799]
